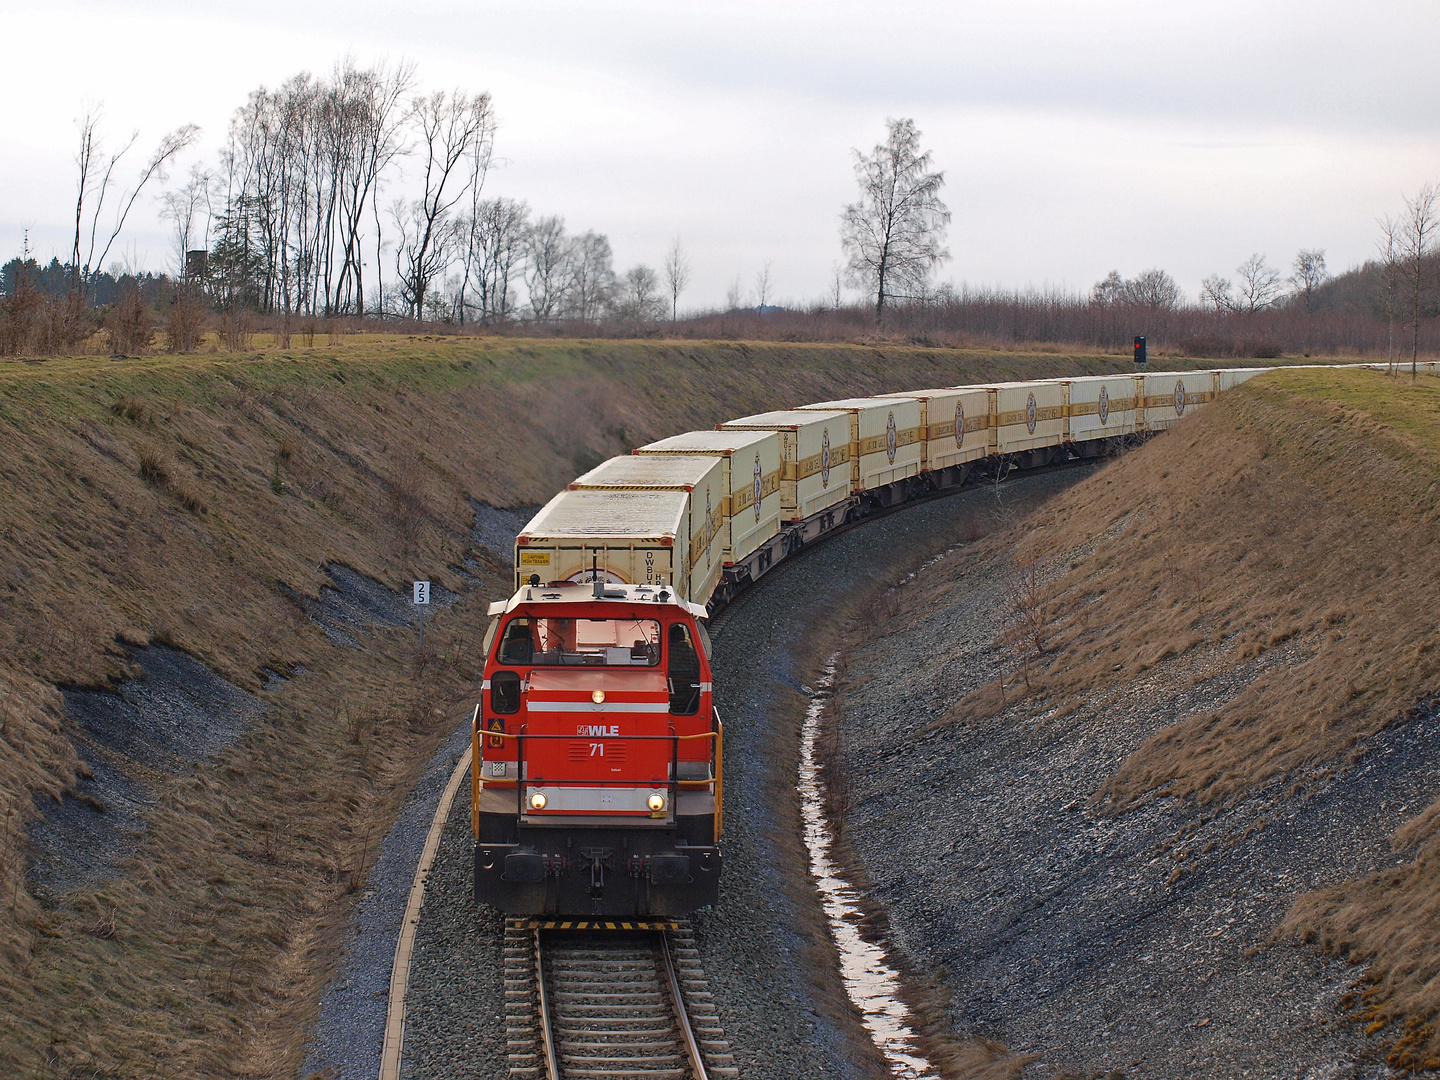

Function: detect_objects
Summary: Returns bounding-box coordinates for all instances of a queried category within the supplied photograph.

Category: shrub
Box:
[106,287,154,356]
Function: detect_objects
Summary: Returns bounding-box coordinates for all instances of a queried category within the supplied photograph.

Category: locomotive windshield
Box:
[496,616,663,666]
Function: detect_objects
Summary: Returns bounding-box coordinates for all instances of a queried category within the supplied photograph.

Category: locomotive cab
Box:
[471,579,722,916]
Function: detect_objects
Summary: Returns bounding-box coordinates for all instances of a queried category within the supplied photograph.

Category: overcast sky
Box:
[4,0,1439,309]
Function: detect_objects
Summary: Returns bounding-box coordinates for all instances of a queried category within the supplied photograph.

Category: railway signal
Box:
[1133,335,1147,365]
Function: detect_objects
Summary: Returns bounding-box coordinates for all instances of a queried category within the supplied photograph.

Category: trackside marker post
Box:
[413,580,430,648]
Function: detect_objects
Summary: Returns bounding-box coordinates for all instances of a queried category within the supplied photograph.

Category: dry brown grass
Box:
[929,367,1440,1066]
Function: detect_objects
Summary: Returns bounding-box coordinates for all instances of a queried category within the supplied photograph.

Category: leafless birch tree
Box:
[1398,183,1438,376]
[394,89,495,318]
[754,260,773,309]
[1376,214,1405,371]
[1289,249,1328,312]
[840,117,950,322]
[1235,253,1284,314]
[564,232,616,323]
[663,237,690,322]
[524,215,571,323]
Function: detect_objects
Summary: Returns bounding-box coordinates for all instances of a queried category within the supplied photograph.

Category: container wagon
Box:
[720,410,852,522]
[795,396,924,505]
[632,428,784,567]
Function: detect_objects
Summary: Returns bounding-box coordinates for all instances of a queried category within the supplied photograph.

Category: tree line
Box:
[5,85,1440,360]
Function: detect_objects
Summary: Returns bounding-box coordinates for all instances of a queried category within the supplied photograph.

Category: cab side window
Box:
[497,618,535,665]
[490,670,521,714]
[667,624,701,715]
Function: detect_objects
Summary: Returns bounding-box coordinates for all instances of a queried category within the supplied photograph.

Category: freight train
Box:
[471,367,1264,917]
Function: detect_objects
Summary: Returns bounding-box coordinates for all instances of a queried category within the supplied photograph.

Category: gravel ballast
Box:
[833,522,1437,1076]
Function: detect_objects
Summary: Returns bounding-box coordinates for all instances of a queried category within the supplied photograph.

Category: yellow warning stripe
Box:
[508,919,681,931]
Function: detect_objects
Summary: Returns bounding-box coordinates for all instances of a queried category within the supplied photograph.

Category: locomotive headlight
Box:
[647,793,666,812]
[529,791,547,810]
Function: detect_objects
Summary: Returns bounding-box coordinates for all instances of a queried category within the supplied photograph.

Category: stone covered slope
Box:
[832,368,1440,1074]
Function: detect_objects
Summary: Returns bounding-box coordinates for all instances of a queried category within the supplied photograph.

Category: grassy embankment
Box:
[0,335,1202,1078]
[942,367,1440,1069]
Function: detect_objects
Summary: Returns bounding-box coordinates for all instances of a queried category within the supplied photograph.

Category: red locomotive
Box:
[471,575,722,916]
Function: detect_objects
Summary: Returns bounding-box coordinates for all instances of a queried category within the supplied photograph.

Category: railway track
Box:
[505,919,737,1079]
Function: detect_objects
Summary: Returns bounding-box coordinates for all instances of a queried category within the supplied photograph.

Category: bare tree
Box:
[663,237,690,322]
[1398,183,1438,376]
[160,165,212,278]
[1235,253,1284,314]
[1090,270,1125,305]
[394,89,495,319]
[830,262,844,309]
[1289,249,1329,313]
[337,60,415,317]
[725,276,742,311]
[1200,274,1235,312]
[1376,214,1405,371]
[70,110,198,295]
[468,197,529,323]
[754,260,773,310]
[841,117,950,322]
[615,265,664,326]
[523,215,571,322]
[564,232,616,323]
[1123,268,1182,310]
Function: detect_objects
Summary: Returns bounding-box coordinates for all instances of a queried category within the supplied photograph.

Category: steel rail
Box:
[660,930,710,1080]
[534,929,562,1080]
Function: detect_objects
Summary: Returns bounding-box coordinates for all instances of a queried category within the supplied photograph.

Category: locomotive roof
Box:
[721,408,848,429]
[487,580,708,619]
[639,428,776,454]
[570,454,720,490]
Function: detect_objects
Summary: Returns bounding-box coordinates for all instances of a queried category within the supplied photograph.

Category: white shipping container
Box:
[631,429,783,565]
[569,454,727,605]
[516,489,707,604]
[1062,375,1142,443]
[879,388,991,471]
[1142,371,1217,431]
[720,410,852,521]
[962,381,1066,454]
[796,397,923,492]
[1213,367,1268,392]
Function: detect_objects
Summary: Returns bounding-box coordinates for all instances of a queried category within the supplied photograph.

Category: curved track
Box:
[505,920,736,1079]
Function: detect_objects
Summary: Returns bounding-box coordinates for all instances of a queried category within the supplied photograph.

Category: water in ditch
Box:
[798,654,942,1080]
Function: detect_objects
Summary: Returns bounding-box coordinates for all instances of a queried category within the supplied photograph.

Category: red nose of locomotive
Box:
[472,582,722,917]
